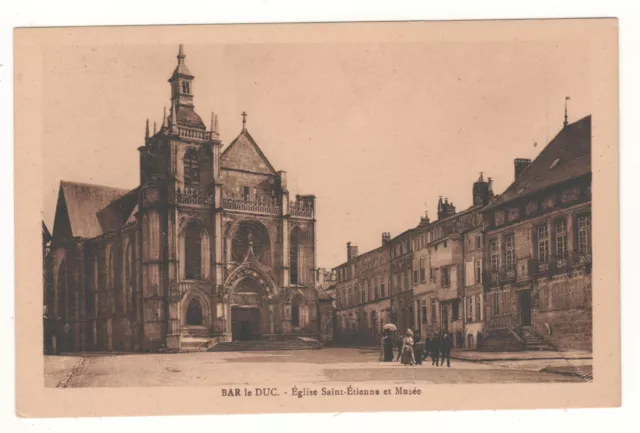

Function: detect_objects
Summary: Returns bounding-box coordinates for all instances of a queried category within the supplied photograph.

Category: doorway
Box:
[186,298,203,326]
[518,290,532,326]
[231,307,261,341]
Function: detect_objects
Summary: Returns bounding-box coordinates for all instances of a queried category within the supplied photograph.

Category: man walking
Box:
[430,332,441,366]
[423,334,432,361]
[440,333,452,367]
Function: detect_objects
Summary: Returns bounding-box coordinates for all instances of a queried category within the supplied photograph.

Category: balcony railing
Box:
[289,201,314,218]
[177,126,212,142]
[177,187,213,206]
[530,250,592,278]
[488,314,516,330]
[486,265,517,286]
[221,192,282,215]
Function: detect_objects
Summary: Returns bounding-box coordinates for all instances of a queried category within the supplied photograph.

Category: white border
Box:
[1,0,639,431]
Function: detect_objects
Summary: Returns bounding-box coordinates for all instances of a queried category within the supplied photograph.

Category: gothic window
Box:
[184,224,202,280]
[555,219,568,259]
[231,221,271,265]
[183,149,200,189]
[504,234,515,270]
[489,239,499,270]
[186,298,203,325]
[537,224,550,263]
[577,215,591,254]
[57,259,68,320]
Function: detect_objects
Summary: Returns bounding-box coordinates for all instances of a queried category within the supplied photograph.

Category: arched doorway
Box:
[186,298,203,326]
[230,276,269,341]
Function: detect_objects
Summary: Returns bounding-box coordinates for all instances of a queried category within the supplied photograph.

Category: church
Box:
[45,45,325,353]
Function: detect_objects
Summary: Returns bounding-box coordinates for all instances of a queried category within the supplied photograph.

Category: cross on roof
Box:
[242,111,247,130]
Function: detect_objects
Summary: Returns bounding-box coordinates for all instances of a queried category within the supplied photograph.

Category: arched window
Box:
[57,259,67,320]
[186,298,203,326]
[184,224,202,280]
[125,241,134,314]
[231,221,271,265]
[183,149,200,189]
[290,230,300,285]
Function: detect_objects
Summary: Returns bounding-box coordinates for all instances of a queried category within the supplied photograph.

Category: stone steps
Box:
[208,338,322,352]
[180,337,214,352]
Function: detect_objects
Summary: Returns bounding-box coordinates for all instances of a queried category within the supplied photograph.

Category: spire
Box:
[162,106,167,128]
[153,121,157,135]
[564,96,571,128]
[215,113,219,133]
[177,44,185,64]
[145,119,149,139]
[211,112,216,133]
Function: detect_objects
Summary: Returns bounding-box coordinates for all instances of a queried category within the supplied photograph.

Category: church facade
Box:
[45,46,321,353]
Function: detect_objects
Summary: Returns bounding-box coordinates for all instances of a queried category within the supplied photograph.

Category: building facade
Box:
[333,240,392,345]
[481,116,592,352]
[45,45,325,353]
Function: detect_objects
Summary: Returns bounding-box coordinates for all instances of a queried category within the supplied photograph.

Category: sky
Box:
[41,32,591,269]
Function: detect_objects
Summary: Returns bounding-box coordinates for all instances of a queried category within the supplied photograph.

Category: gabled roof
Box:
[53,181,136,239]
[485,115,591,211]
[221,129,277,175]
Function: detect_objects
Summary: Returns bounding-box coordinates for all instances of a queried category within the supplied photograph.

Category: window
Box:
[431,297,437,321]
[421,300,428,323]
[374,278,379,299]
[405,268,410,290]
[413,259,419,284]
[467,297,473,322]
[537,224,550,263]
[430,268,436,281]
[184,224,202,280]
[381,276,386,297]
[475,236,482,249]
[452,300,459,321]
[504,234,515,270]
[360,285,365,304]
[428,232,433,243]
[578,215,591,254]
[444,240,448,248]
[555,219,568,259]
[441,267,450,287]
[475,259,482,284]
[490,239,499,270]
[475,294,482,321]
[183,149,200,189]
[181,81,191,94]
[550,278,572,310]
[492,291,501,316]
[420,257,426,282]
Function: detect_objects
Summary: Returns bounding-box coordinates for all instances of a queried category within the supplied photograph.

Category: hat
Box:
[406,329,413,335]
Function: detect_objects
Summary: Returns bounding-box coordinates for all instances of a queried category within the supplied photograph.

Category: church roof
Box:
[54,181,137,239]
[221,129,277,175]
[485,115,591,211]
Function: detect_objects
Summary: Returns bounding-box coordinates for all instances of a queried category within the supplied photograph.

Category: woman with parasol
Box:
[400,329,416,366]
[382,323,396,362]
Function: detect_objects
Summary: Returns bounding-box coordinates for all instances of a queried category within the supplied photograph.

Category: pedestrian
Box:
[430,332,441,366]
[395,336,403,361]
[382,330,395,362]
[413,334,423,365]
[423,334,432,361]
[440,333,452,367]
[400,329,415,366]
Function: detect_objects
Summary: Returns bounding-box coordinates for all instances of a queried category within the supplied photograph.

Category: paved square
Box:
[46,348,586,388]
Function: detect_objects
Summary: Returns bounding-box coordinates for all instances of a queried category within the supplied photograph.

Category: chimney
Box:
[347,242,359,261]
[487,177,495,198]
[382,232,391,245]
[473,172,490,207]
[514,158,532,179]
[420,211,430,226]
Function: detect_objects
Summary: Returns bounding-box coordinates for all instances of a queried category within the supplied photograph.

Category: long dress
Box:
[400,336,415,365]
[383,336,394,362]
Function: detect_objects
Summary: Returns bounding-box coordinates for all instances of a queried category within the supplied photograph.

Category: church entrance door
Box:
[231,307,260,341]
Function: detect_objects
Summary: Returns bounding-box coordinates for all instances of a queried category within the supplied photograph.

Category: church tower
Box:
[137,45,222,351]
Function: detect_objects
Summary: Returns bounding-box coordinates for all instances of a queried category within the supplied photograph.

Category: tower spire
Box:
[178,44,185,64]
[153,121,157,135]
[162,106,167,128]
[145,119,149,139]
[564,96,571,128]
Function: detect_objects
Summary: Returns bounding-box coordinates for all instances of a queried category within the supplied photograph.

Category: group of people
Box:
[381,328,453,367]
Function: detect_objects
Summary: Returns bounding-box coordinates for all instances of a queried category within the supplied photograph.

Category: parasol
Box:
[383,323,397,331]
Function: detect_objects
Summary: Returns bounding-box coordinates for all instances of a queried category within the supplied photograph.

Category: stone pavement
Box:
[451,349,593,362]
[45,347,586,388]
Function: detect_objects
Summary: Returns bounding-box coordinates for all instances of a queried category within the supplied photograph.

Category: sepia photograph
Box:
[14,18,620,417]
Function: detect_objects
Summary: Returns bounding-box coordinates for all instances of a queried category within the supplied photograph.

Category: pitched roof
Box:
[485,115,591,211]
[54,181,136,239]
[221,129,277,175]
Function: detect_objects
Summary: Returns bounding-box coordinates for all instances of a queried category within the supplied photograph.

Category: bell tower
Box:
[169,44,195,110]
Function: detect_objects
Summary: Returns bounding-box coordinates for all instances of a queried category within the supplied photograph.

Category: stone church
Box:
[45,45,325,353]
